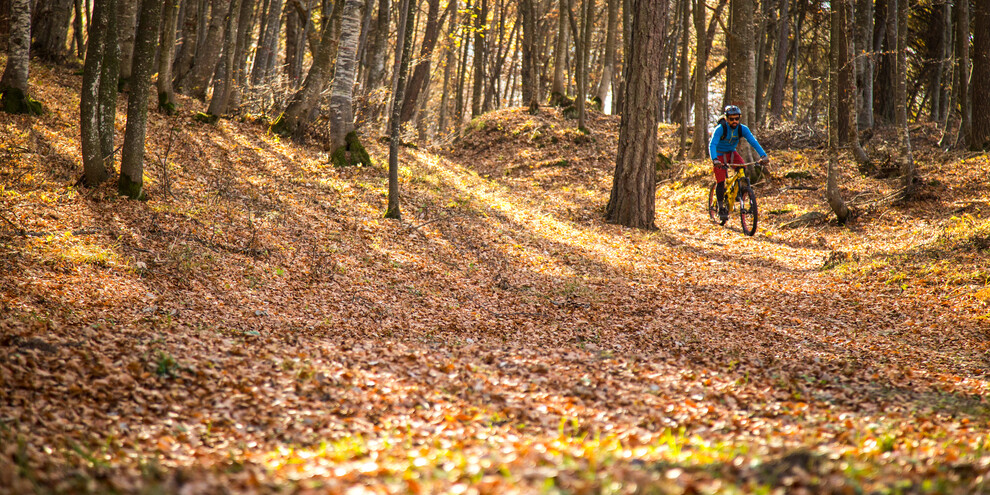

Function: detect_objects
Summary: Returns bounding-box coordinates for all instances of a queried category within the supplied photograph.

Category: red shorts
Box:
[713,151,744,183]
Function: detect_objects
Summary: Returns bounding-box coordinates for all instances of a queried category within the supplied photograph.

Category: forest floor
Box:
[2,61,990,494]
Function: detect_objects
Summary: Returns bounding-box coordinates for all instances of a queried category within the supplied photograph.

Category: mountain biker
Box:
[709,105,769,222]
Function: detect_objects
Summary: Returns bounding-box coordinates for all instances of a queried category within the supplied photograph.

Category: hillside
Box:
[3,61,990,493]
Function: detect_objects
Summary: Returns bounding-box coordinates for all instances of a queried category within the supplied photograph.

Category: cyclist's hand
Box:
[759,156,769,166]
[712,160,727,169]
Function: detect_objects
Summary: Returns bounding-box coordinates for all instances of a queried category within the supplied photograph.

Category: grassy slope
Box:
[2,61,990,494]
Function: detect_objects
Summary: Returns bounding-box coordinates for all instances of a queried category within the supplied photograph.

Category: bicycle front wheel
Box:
[707,183,720,224]
[739,187,758,236]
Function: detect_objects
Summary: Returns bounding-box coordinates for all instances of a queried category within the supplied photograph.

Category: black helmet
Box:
[724,105,741,116]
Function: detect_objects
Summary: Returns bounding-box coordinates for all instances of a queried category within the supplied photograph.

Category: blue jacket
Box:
[709,121,767,160]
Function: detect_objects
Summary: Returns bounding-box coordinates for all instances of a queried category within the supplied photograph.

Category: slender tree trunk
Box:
[97,0,119,171]
[173,0,201,90]
[972,0,990,150]
[595,0,619,110]
[471,0,488,116]
[400,0,441,122]
[677,0,689,159]
[184,0,231,99]
[362,0,389,91]
[0,0,37,115]
[387,0,415,220]
[957,0,971,147]
[576,0,593,130]
[438,1,457,131]
[329,0,370,166]
[158,0,181,113]
[251,0,284,84]
[855,0,873,130]
[876,0,896,122]
[688,0,709,158]
[230,0,258,108]
[842,0,869,168]
[119,0,163,199]
[72,0,85,58]
[520,0,540,111]
[605,0,666,229]
[116,0,139,90]
[284,1,303,87]
[827,0,849,223]
[895,0,914,192]
[455,0,472,127]
[207,0,242,115]
[550,0,568,102]
[768,0,790,119]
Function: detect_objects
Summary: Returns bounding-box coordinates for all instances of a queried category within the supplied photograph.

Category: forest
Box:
[2,0,990,492]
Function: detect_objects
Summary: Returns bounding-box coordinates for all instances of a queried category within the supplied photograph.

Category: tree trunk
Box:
[250,0,284,85]
[896,0,915,192]
[229,0,258,108]
[80,0,116,186]
[72,0,85,58]
[957,0,971,147]
[31,0,73,63]
[173,0,201,90]
[605,0,665,229]
[454,0,472,127]
[576,0,593,130]
[595,0,619,110]
[0,0,38,115]
[158,0,181,113]
[854,0,873,130]
[0,0,9,52]
[119,0,163,199]
[329,0,370,166]
[972,0,990,150]
[676,0,689,159]
[284,1,304,87]
[184,0,231,99]
[550,0,568,102]
[688,0,710,158]
[726,0,755,124]
[400,0,441,122]
[437,1,456,132]
[362,0,389,92]
[207,0,242,116]
[876,0,896,122]
[768,0,790,119]
[827,0,849,223]
[116,0,139,90]
[471,0,487,117]
[842,0,869,168]
[520,0,540,111]
[387,0,415,220]
[270,4,336,138]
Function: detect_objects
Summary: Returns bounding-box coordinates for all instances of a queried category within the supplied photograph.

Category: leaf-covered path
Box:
[3,78,990,493]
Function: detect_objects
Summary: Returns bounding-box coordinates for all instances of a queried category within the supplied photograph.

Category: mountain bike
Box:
[707,161,760,236]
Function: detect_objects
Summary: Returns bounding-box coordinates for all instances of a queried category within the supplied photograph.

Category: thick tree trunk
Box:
[0,0,9,52]
[400,0,441,122]
[972,0,990,150]
[520,0,540,111]
[207,0,242,116]
[158,0,181,113]
[284,1,303,87]
[270,6,336,138]
[329,0,369,166]
[726,0,755,124]
[827,0,849,223]
[550,0,568,102]
[605,0,665,229]
[688,0,709,158]
[119,0,163,199]
[0,0,36,115]
[31,0,73,63]
[876,0,896,123]
[387,0,415,220]
[80,0,115,186]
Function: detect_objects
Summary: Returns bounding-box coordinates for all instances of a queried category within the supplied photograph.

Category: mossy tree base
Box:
[330,131,372,168]
[118,176,146,200]
[269,113,297,138]
[549,92,573,108]
[0,88,44,115]
[158,92,177,115]
[193,112,220,124]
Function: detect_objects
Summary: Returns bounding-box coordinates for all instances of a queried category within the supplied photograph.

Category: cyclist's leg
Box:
[714,154,730,221]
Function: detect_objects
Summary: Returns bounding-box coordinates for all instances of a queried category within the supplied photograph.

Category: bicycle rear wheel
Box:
[739,187,758,236]
[707,183,719,223]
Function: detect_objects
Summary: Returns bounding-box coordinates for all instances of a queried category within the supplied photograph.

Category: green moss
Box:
[118,176,146,200]
[158,92,177,115]
[0,88,44,115]
[269,113,292,137]
[331,131,372,168]
[193,112,219,124]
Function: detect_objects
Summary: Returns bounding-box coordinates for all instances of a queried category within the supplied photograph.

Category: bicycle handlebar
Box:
[714,160,765,169]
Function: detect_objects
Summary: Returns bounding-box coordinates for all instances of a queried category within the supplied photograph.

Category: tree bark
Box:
[362,0,389,92]
[676,0,689,159]
[329,0,368,163]
[207,0,242,116]
[842,0,869,168]
[72,0,85,58]
[250,0,284,85]
[0,0,35,115]
[229,0,258,108]
[550,0,568,102]
[173,0,202,90]
[595,0,619,110]
[726,0,755,124]
[158,0,181,113]
[957,0,971,147]
[119,0,163,199]
[895,0,914,192]
[184,0,231,100]
[270,3,336,138]
[80,0,116,186]
[768,0,790,119]
[471,0,488,117]
[400,0,441,122]
[437,0,457,132]
[520,0,540,111]
[854,0,873,130]
[605,0,665,229]
[31,0,73,63]
[116,0,139,90]
[387,0,415,220]
[972,0,990,150]
[688,0,711,158]
[827,0,849,223]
